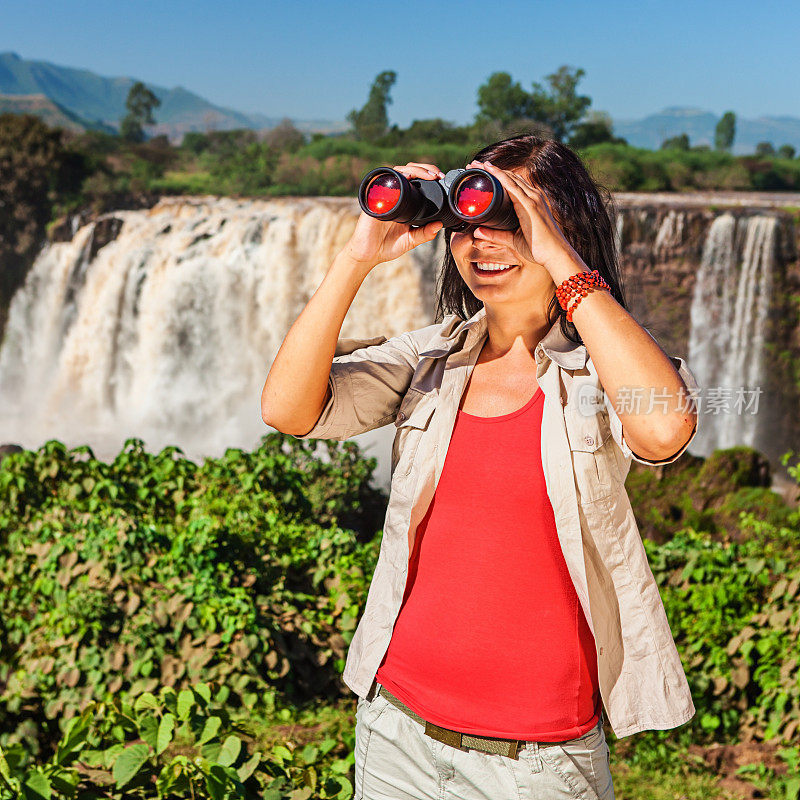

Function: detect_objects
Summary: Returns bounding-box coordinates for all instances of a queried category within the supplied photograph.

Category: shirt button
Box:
[584,435,595,447]
[599,646,603,655]
[397,411,406,422]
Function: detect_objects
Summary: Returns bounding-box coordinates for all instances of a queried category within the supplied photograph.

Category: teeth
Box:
[475,262,516,272]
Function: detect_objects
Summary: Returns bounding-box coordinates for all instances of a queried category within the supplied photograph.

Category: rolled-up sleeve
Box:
[605,355,700,466]
[293,332,418,440]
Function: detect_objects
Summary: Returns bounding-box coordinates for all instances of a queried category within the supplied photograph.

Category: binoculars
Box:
[357,167,520,231]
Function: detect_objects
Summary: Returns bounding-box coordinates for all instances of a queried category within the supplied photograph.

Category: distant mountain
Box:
[0,93,115,133]
[247,112,350,136]
[0,52,255,138]
[613,106,800,154]
[0,52,346,140]
[2,53,797,152]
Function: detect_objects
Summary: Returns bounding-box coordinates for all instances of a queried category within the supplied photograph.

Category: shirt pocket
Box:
[391,389,437,480]
[565,409,621,504]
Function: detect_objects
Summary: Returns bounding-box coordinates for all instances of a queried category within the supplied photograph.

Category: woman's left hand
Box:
[465,160,587,276]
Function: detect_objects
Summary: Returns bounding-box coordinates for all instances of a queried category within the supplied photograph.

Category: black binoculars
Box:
[357,167,520,231]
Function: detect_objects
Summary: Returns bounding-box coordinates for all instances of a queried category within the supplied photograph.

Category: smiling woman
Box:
[261,134,700,800]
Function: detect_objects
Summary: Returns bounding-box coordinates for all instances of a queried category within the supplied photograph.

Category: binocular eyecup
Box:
[357,167,520,232]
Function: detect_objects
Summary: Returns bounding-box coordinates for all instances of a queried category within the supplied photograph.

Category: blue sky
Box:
[2,0,797,126]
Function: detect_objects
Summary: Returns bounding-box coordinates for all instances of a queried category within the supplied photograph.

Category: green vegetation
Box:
[715,111,736,153]
[0,434,384,797]
[2,65,800,248]
[18,124,800,226]
[0,437,798,797]
[661,133,691,151]
[346,71,397,143]
[474,66,591,142]
[120,82,161,144]
[0,113,86,337]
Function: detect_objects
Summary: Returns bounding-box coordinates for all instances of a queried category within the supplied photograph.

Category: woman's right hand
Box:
[341,162,446,270]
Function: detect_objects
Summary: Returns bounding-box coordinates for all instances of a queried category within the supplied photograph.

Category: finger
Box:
[410,220,444,246]
[505,171,553,212]
[405,162,445,178]
[480,162,553,212]
[479,161,538,200]
[394,165,442,181]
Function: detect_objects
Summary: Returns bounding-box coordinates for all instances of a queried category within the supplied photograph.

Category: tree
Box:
[475,66,592,142]
[714,111,736,152]
[262,117,306,152]
[661,133,690,150]
[0,114,86,335]
[777,144,796,159]
[379,118,470,147]
[755,141,775,157]
[476,72,533,127]
[567,111,626,149]
[120,81,161,143]
[527,65,592,142]
[347,71,397,142]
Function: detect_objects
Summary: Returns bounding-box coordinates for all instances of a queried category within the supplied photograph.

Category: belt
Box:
[369,682,531,760]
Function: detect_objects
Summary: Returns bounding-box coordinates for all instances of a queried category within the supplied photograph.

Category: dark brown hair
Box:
[434,134,628,345]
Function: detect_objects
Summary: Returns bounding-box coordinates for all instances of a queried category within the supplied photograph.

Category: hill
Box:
[614,106,800,154]
[2,52,798,152]
[0,93,114,133]
[0,51,258,138]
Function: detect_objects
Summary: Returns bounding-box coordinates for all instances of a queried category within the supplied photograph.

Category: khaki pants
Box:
[354,682,615,800]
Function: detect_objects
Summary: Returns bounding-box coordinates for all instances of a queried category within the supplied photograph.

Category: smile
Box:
[472,261,518,276]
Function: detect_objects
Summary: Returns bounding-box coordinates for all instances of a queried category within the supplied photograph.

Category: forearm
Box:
[550,258,698,461]
[261,251,371,434]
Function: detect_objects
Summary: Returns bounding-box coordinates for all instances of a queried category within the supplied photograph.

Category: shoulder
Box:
[405,314,464,355]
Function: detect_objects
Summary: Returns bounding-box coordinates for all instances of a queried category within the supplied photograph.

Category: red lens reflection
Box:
[366,174,401,214]
[455,175,493,217]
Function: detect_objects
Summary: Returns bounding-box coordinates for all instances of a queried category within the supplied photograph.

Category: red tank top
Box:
[375,384,601,740]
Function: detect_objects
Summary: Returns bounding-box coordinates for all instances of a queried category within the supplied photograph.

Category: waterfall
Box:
[0,197,442,471]
[613,213,623,255]
[653,210,686,255]
[1,194,792,485]
[687,213,776,453]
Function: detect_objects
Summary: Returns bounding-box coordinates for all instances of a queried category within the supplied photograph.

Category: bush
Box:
[0,680,355,799]
[0,435,385,756]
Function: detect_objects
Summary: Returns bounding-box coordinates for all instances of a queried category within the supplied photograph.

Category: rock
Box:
[88,216,124,261]
[0,443,23,465]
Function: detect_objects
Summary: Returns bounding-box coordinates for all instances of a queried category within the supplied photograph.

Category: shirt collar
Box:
[417,305,588,370]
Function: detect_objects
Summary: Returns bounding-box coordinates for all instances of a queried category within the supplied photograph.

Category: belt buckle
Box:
[424,720,463,749]
[506,740,521,759]
[424,721,522,760]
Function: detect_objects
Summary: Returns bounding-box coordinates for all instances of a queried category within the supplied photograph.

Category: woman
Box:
[261,134,700,800]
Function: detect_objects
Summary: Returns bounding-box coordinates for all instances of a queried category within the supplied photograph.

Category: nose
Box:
[472,231,510,257]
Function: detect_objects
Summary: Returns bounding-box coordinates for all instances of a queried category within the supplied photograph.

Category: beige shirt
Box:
[297,305,700,739]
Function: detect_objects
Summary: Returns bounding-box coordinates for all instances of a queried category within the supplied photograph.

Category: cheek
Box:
[449,234,464,254]
[449,235,473,266]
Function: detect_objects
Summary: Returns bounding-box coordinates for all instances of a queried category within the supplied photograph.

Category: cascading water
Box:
[0,197,442,481]
[0,194,793,489]
[653,210,686,255]
[687,212,776,453]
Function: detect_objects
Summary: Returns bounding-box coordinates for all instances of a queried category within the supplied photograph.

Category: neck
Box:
[482,302,554,357]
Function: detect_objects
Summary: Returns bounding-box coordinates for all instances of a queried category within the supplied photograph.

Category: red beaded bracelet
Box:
[555,269,610,322]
